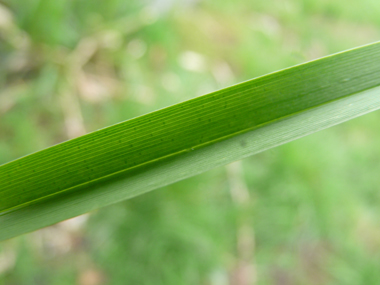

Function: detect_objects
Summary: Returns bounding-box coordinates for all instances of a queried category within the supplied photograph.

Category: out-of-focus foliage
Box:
[0,0,380,284]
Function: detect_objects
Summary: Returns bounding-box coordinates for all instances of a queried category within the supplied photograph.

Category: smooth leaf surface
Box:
[1,42,380,241]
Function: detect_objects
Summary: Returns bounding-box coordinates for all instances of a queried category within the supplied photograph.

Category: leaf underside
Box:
[1,42,380,241]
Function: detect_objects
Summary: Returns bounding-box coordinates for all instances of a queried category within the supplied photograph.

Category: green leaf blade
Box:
[1,42,380,240]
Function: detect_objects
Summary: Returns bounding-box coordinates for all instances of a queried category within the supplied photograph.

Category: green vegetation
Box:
[1,41,380,242]
[1,0,380,284]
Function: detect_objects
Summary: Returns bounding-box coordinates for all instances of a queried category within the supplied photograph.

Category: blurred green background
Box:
[1,0,380,284]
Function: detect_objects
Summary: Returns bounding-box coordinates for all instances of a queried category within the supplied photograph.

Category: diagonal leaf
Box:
[1,42,380,241]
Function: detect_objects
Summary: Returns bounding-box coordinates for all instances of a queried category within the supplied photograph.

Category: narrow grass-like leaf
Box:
[1,42,380,241]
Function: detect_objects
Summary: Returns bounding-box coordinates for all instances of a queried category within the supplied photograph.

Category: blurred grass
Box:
[0,0,380,284]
